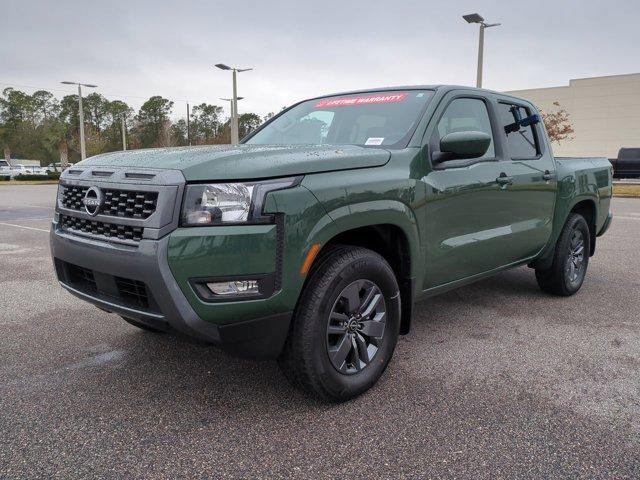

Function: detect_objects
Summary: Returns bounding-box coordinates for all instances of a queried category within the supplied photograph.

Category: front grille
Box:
[115,277,149,309]
[58,259,157,313]
[59,214,143,243]
[66,264,97,294]
[61,185,158,219]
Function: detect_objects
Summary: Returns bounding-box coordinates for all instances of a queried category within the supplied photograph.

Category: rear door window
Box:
[498,103,540,159]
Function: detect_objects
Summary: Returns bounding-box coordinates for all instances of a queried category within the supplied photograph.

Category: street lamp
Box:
[215,64,252,143]
[220,96,244,117]
[463,13,501,88]
[220,97,244,141]
[61,81,97,160]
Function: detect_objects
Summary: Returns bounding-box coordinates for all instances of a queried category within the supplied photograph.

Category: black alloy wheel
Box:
[326,280,387,375]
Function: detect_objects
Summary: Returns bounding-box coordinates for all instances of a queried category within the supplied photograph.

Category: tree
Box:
[56,95,85,161]
[215,120,232,144]
[104,100,134,151]
[31,90,59,123]
[170,119,188,146]
[0,88,54,162]
[540,101,574,144]
[40,117,70,165]
[238,113,262,139]
[190,103,223,144]
[0,88,33,127]
[83,93,110,131]
[0,87,267,160]
[0,87,33,159]
[135,96,174,147]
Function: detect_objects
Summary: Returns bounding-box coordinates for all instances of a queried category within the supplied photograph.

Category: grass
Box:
[613,183,640,197]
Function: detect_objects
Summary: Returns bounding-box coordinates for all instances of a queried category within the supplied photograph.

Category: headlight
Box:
[181,177,299,226]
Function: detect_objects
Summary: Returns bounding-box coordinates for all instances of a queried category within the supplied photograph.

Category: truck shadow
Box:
[77,266,544,414]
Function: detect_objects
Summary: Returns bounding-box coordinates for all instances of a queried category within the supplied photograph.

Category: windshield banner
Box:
[315,92,408,108]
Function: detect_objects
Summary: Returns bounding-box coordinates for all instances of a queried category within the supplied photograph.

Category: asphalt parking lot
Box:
[1,185,639,479]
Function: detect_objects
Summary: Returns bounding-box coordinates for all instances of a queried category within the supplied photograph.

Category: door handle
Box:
[542,170,554,181]
[496,174,514,186]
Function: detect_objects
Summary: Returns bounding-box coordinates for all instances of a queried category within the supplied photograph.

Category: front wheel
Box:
[535,213,590,296]
[278,246,401,402]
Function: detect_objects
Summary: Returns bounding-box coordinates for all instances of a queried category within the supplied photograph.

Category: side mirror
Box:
[436,131,492,162]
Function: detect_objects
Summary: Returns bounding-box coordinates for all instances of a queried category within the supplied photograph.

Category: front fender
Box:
[321,199,422,279]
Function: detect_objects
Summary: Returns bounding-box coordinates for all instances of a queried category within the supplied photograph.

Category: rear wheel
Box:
[535,213,590,296]
[121,316,165,333]
[278,246,401,402]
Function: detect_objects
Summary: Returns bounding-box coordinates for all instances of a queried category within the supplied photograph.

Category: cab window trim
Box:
[497,100,544,161]
[428,94,501,170]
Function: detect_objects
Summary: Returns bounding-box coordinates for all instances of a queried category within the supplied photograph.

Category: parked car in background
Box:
[0,160,10,179]
[9,164,30,177]
[610,148,640,178]
[27,165,47,175]
[9,164,47,176]
[46,163,73,173]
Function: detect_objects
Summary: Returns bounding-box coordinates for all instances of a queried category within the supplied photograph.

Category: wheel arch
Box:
[532,194,598,270]
[306,218,418,336]
[569,198,597,256]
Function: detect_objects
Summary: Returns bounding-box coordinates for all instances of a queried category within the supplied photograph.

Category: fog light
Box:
[206,280,260,296]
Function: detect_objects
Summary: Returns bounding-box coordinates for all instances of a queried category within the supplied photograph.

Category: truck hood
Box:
[77,144,391,181]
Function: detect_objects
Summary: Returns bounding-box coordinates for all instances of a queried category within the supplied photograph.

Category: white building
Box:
[506,73,640,159]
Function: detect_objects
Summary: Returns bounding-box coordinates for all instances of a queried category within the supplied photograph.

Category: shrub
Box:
[13,174,55,181]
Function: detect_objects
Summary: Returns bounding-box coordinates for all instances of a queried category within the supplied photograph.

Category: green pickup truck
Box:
[50,86,613,401]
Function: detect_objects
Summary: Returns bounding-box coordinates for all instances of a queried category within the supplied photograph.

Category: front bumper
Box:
[50,225,292,360]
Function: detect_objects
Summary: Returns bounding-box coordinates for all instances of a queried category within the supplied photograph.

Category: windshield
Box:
[245,90,434,148]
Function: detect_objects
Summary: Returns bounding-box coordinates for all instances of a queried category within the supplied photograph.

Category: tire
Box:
[535,213,590,296]
[121,316,165,333]
[278,245,401,402]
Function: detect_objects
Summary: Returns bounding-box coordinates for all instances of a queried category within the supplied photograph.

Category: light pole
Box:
[462,13,500,88]
[215,64,252,143]
[121,117,127,151]
[186,102,191,146]
[220,97,244,138]
[61,81,97,160]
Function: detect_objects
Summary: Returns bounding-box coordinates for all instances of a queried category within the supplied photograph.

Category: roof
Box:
[306,84,510,102]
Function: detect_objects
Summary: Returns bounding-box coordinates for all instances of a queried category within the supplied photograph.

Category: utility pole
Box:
[121,117,127,151]
[462,14,501,88]
[220,97,244,141]
[231,69,239,143]
[186,102,191,146]
[476,24,484,88]
[215,64,253,143]
[61,81,97,160]
[77,85,86,158]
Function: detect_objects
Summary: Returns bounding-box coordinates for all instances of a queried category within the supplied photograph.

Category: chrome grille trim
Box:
[59,214,144,244]
[56,166,186,246]
[61,185,159,219]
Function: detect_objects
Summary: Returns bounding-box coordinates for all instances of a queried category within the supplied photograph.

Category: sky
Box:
[2,0,639,120]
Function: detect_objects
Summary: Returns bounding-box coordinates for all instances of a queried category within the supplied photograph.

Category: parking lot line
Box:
[0,222,50,233]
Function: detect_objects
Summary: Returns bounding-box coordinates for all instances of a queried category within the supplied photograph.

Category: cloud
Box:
[2,0,639,118]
